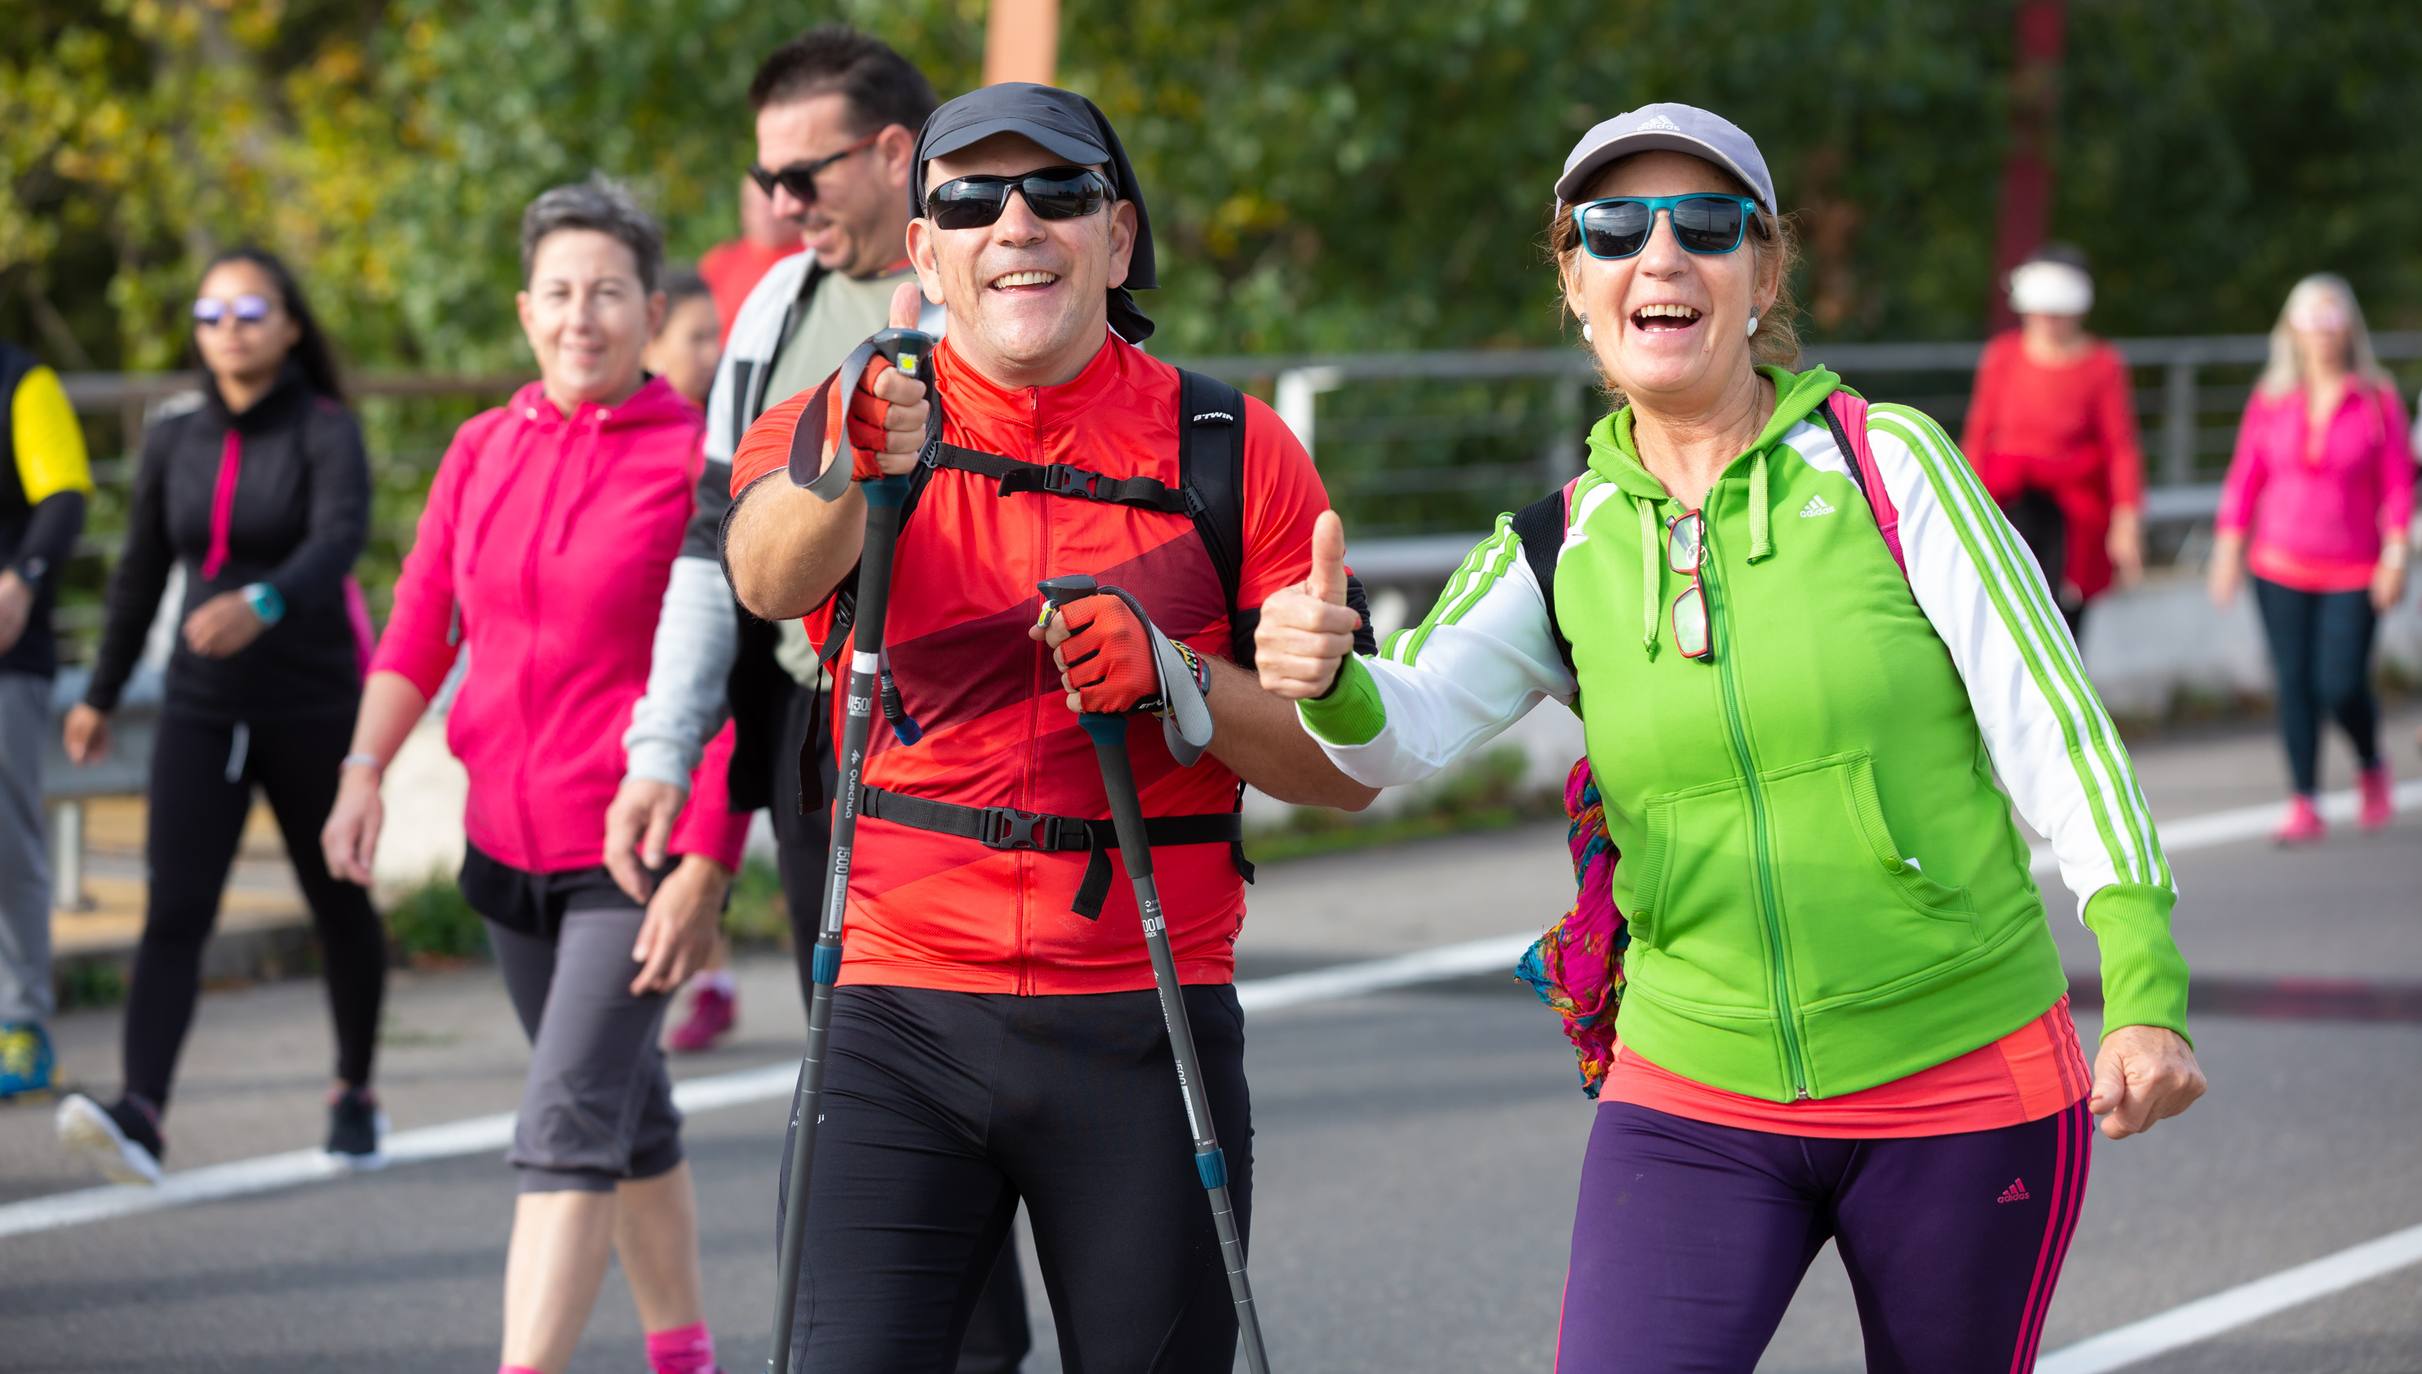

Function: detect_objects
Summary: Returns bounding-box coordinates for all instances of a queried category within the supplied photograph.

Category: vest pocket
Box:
[1761,750,1977,1006]
[1622,776,1769,1012]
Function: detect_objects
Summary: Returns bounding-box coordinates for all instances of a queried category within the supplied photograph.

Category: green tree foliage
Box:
[4,0,2415,377]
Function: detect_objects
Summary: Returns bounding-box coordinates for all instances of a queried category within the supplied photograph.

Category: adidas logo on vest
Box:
[1798,494,1836,519]
[1996,1178,2031,1204]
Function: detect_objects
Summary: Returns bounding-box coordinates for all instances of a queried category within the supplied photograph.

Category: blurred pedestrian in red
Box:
[1962,245,2146,638]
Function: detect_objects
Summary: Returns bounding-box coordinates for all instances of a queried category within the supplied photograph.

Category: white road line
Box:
[3,778,2416,1366]
[2037,1222,2422,1373]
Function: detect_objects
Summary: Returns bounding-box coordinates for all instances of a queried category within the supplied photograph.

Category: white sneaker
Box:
[56,1092,165,1187]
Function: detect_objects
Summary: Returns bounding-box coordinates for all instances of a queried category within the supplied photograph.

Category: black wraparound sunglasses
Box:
[749,131,882,205]
[923,166,1113,231]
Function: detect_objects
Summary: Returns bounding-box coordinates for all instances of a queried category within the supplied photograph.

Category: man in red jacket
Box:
[723,84,1375,1370]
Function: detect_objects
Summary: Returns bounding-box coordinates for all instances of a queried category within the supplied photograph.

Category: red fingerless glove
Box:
[1055,595,1161,715]
[836,358,896,480]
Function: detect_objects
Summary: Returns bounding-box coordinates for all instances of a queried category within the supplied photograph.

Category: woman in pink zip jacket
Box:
[321,179,748,1374]
[2209,273,2413,844]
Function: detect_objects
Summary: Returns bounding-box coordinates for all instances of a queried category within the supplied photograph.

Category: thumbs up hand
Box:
[844,282,936,479]
[1256,509,1363,700]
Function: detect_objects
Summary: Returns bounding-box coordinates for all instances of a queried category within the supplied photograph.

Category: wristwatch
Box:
[1173,639,1211,695]
[241,581,286,626]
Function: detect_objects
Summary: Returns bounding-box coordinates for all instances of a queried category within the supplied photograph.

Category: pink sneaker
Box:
[666,983,737,1054]
[2358,763,2395,831]
[2273,795,2326,846]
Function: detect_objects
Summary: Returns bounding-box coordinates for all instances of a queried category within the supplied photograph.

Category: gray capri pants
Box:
[466,845,683,1193]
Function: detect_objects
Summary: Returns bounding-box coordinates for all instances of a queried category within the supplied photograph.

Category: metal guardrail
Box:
[40,667,162,911]
[1187,332,2422,591]
[35,335,2419,896]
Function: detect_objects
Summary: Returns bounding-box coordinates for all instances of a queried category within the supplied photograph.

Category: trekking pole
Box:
[771,327,935,1373]
[1037,575,1273,1374]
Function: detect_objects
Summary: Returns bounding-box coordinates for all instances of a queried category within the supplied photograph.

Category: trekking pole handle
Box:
[860,328,934,509]
[1035,575,1133,748]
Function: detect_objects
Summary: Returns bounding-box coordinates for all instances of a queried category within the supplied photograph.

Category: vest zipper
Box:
[1699,521,1810,1099]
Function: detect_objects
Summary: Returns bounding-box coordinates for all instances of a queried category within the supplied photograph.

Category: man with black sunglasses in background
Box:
[724,83,1378,1370]
[599,26,1032,1374]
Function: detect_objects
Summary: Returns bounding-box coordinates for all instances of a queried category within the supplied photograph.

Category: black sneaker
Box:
[56,1092,165,1186]
[325,1087,388,1170]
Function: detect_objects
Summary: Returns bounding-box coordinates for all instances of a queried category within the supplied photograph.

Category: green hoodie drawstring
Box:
[1637,496,1661,658]
[1746,449,1774,563]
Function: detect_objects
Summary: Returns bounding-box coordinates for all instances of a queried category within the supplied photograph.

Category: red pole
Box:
[1989,0,2066,332]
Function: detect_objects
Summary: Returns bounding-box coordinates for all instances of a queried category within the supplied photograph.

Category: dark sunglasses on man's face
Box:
[923,167,1113,231]
[749,131,882,206]
[193,294,273,328]
[1573,194,1760,261]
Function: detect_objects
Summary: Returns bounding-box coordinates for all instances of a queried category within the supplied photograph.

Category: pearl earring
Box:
[1582,320,1594,342]
[1746,314,1759,337]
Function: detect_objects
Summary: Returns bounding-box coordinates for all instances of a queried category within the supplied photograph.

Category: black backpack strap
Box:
[1511,486,1575,681]
[927,443,1191,512]
[1177,369,1248,634]
[1815,398,1870,508]
[1174,368,1267,890]
[859,785,1244,919]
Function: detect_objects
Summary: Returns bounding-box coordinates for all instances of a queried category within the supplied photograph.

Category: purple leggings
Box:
[1557,1099,2093,1374]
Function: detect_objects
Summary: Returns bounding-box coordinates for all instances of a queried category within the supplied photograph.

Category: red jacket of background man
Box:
[1960,332,2145,602]
[730,332,1336,996]
[698,237,805,348]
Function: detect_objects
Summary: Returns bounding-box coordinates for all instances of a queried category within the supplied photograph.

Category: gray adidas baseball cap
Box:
[1553,103,1777,214]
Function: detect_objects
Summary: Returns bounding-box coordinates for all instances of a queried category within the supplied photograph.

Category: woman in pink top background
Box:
[2210,273,2414,843]
[320,179,744,1374]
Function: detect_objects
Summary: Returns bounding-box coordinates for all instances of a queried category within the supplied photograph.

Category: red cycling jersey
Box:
[731,331,1335,995]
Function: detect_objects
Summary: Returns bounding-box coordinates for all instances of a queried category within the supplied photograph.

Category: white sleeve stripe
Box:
[1904,404,2170,889]
[1872,407,2156,889]
[1392,523,1520,666]
[1881,407,2155,887]
[1890,406,2169,888]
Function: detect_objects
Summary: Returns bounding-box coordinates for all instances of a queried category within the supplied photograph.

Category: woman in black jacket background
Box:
[55,247,386,1185]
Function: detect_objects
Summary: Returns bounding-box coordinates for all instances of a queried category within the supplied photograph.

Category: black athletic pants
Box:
[2253,576,2383,795]
[125,709,384,1109]
[768,678,1031,1371]
[777,984,1252,1374]
[770,673,835,1006]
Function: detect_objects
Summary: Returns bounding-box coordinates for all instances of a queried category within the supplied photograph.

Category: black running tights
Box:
[123,710,384,1109]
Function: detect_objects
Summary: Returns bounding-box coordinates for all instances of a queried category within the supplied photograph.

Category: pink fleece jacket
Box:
[371,377,751,873]
[2218,381,2416,593]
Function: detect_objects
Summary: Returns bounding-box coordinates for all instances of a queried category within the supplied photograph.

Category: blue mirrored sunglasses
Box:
[1572,194,1760,261]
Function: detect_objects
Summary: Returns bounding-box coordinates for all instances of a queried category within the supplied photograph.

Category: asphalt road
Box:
[2,713,2417,1372]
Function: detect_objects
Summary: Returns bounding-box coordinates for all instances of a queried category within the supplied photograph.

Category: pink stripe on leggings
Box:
[2028,1105,2095,1368]
[1553,1270,1570,1373]
[2010,1101,2092,1372]
[200,429,242,580]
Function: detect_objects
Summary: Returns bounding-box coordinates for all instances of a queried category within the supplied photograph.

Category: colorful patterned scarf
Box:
[1514,758,1627,1098]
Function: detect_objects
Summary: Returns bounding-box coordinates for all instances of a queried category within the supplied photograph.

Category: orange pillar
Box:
[983,0,1059,86]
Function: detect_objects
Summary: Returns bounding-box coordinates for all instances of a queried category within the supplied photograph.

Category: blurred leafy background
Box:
[9,0,2416,372]
[3,0,2417,631]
